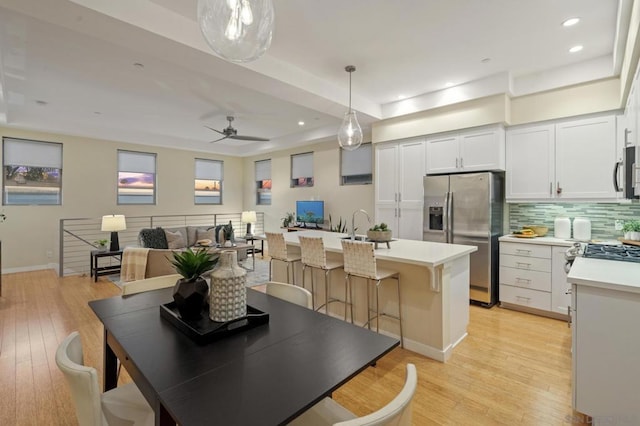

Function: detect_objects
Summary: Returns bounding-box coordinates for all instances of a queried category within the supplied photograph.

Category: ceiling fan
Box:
[205,116,270,143]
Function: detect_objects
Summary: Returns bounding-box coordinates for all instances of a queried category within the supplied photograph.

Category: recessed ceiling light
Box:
[569,45,583,53]
[397,94,406,100]
[94,111,102,115]
[35,100,48,106]
[298,121,305,126]
[562,17,580,27]
[133,62,145,68]
[445,82,454,88]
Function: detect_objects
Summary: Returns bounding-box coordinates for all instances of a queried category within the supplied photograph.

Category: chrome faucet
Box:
[351,209,371,240]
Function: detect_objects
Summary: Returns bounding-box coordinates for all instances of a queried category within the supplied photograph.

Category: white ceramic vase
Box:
[624,231,640,241]
[209,250,247,322]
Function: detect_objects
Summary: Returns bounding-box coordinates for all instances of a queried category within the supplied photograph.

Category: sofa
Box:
[137,226,247,278]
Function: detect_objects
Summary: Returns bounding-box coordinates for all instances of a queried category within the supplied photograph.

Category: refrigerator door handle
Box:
[447,191,454,243]
[443,192,450,243]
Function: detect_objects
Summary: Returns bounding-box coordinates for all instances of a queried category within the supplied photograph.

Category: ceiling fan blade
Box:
[209,135,230,143]
[204,125,225,136]
[230,135,270,142]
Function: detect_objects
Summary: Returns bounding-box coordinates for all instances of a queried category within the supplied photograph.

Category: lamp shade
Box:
[241,211,257,223]
[101,215,126,232]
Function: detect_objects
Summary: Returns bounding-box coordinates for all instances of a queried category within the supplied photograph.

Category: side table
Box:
[242,236,264,258]
[90,249,123,282]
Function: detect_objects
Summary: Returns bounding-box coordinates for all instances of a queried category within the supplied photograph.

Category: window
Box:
[117,150,156,204]
[195,158,223,204]
[3,137,62,205]
[255,159,271,205]
[340,143,372,185]
[291,152,313,187]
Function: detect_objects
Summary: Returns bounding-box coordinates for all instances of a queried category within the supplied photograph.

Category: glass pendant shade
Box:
[338,110,363,151]
[197,0,274,63]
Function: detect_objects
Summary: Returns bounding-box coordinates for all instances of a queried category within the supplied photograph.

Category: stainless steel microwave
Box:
[614,146,639,199]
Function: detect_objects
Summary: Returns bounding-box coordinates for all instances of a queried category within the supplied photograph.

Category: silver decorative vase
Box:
[209,250,247,322]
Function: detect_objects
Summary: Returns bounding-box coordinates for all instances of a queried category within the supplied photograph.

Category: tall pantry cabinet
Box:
[374,139,425,240]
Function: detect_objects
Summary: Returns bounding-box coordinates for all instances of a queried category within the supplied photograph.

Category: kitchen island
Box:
[269,230,477,362]
[568,257,640,424]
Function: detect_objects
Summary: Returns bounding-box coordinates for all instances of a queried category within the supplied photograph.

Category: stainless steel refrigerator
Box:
[423,172,503,306]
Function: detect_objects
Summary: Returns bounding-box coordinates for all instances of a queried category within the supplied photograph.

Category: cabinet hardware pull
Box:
[455,158,459,168]
[516,249,531,254]
[516,277,531,284]
[515,262,531,269]
[398,208,401,218]
[394,208,397,217]
[515,295,531,301]
[460,157,463,168]
[567,305,572,328]
[556,182,562,195]
[565,288,572,294]
[394,193,397,202]
[398,193,402,202]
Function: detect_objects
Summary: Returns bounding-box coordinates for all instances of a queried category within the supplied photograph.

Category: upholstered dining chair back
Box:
[121,274,181,296]
[265,232,288,261]
[341,240,377,280]
[56,331,154,426]
[265,281,313,309]
[299,236,328,269]
[290,363,417,426]
[55,332,105,425]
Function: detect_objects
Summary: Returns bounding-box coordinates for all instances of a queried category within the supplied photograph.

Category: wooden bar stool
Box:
[265,232,301,285]
[340,239,403,347]
[299,236,345,314]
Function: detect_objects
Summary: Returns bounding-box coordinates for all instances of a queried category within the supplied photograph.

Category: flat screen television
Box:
[296,200,324,227]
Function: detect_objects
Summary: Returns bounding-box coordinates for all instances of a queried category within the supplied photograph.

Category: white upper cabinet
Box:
[506,114,617,202]
[426,126,505,174]
[555,115,617,199]
[375,139,424,240]
[506,124,555,200]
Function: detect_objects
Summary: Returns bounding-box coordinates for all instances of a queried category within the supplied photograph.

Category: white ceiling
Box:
[0,0,629,156]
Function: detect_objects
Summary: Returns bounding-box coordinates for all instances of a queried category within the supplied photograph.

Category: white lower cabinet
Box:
[573,283,640,421]
[499,240,570,318]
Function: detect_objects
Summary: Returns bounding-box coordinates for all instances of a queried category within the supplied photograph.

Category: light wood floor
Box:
[0,269,587,425]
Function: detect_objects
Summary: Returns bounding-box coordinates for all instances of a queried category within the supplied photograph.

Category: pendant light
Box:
[197,0,275,63]
[338,65,363,151]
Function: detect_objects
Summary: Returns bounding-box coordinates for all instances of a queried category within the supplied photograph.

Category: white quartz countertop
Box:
[498,235,575,247]
[274,230,477,268]
[568,257,640,294]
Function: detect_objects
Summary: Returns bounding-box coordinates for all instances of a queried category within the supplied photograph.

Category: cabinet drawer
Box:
[500,242,551,259]
[500,285,551,311]
[500,254,551,273]
[499,267,551,292]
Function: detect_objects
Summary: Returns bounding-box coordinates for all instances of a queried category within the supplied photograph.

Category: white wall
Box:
[0,126,244,271]
[242,139,375,234]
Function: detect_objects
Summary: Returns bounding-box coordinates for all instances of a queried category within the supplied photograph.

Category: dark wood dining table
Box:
[89,288,399,425]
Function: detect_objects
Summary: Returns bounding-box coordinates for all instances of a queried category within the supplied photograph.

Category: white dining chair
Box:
[55,331,154,426]
[266,232,302,284]
[289,363,417,426]
[341,239,404,347]
[266,281,313,309]
[121,273,181,295]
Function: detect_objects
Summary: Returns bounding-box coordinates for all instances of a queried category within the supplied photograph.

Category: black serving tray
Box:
[159,302,269,345]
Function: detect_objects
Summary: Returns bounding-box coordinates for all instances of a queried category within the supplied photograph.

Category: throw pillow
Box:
[139,227,169,249]
[165,229,186,249]
[196,229,215,244]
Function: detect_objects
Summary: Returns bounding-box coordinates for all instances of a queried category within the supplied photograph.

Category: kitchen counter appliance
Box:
[582,243,640,263]
[423,172,504,307]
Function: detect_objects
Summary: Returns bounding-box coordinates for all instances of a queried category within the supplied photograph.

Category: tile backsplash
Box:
[508,203,640,239]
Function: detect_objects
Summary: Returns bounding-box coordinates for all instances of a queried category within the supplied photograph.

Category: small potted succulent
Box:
[94,239,109,251]
[622,220,640,241]
[281,212,295,228]
[367,223,392,242]
[170,248,219,320]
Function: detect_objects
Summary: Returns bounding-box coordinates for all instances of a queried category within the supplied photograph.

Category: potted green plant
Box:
[281,212,295,228]
[328,214,348,233]
[94,239,109,251]
[170,248,219,320]
[622,219,640,241]
[367,223,392,242]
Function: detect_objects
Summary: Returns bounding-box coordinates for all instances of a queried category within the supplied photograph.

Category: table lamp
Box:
[241,211,257,238]
[101,214,126,251]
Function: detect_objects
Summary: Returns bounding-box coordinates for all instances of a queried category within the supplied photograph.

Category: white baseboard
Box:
[2,263,58,274]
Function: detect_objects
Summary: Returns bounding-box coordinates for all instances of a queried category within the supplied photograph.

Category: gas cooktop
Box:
[582,243,640,263]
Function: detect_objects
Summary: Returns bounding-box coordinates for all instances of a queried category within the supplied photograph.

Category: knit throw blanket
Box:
[120,248,150,282]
